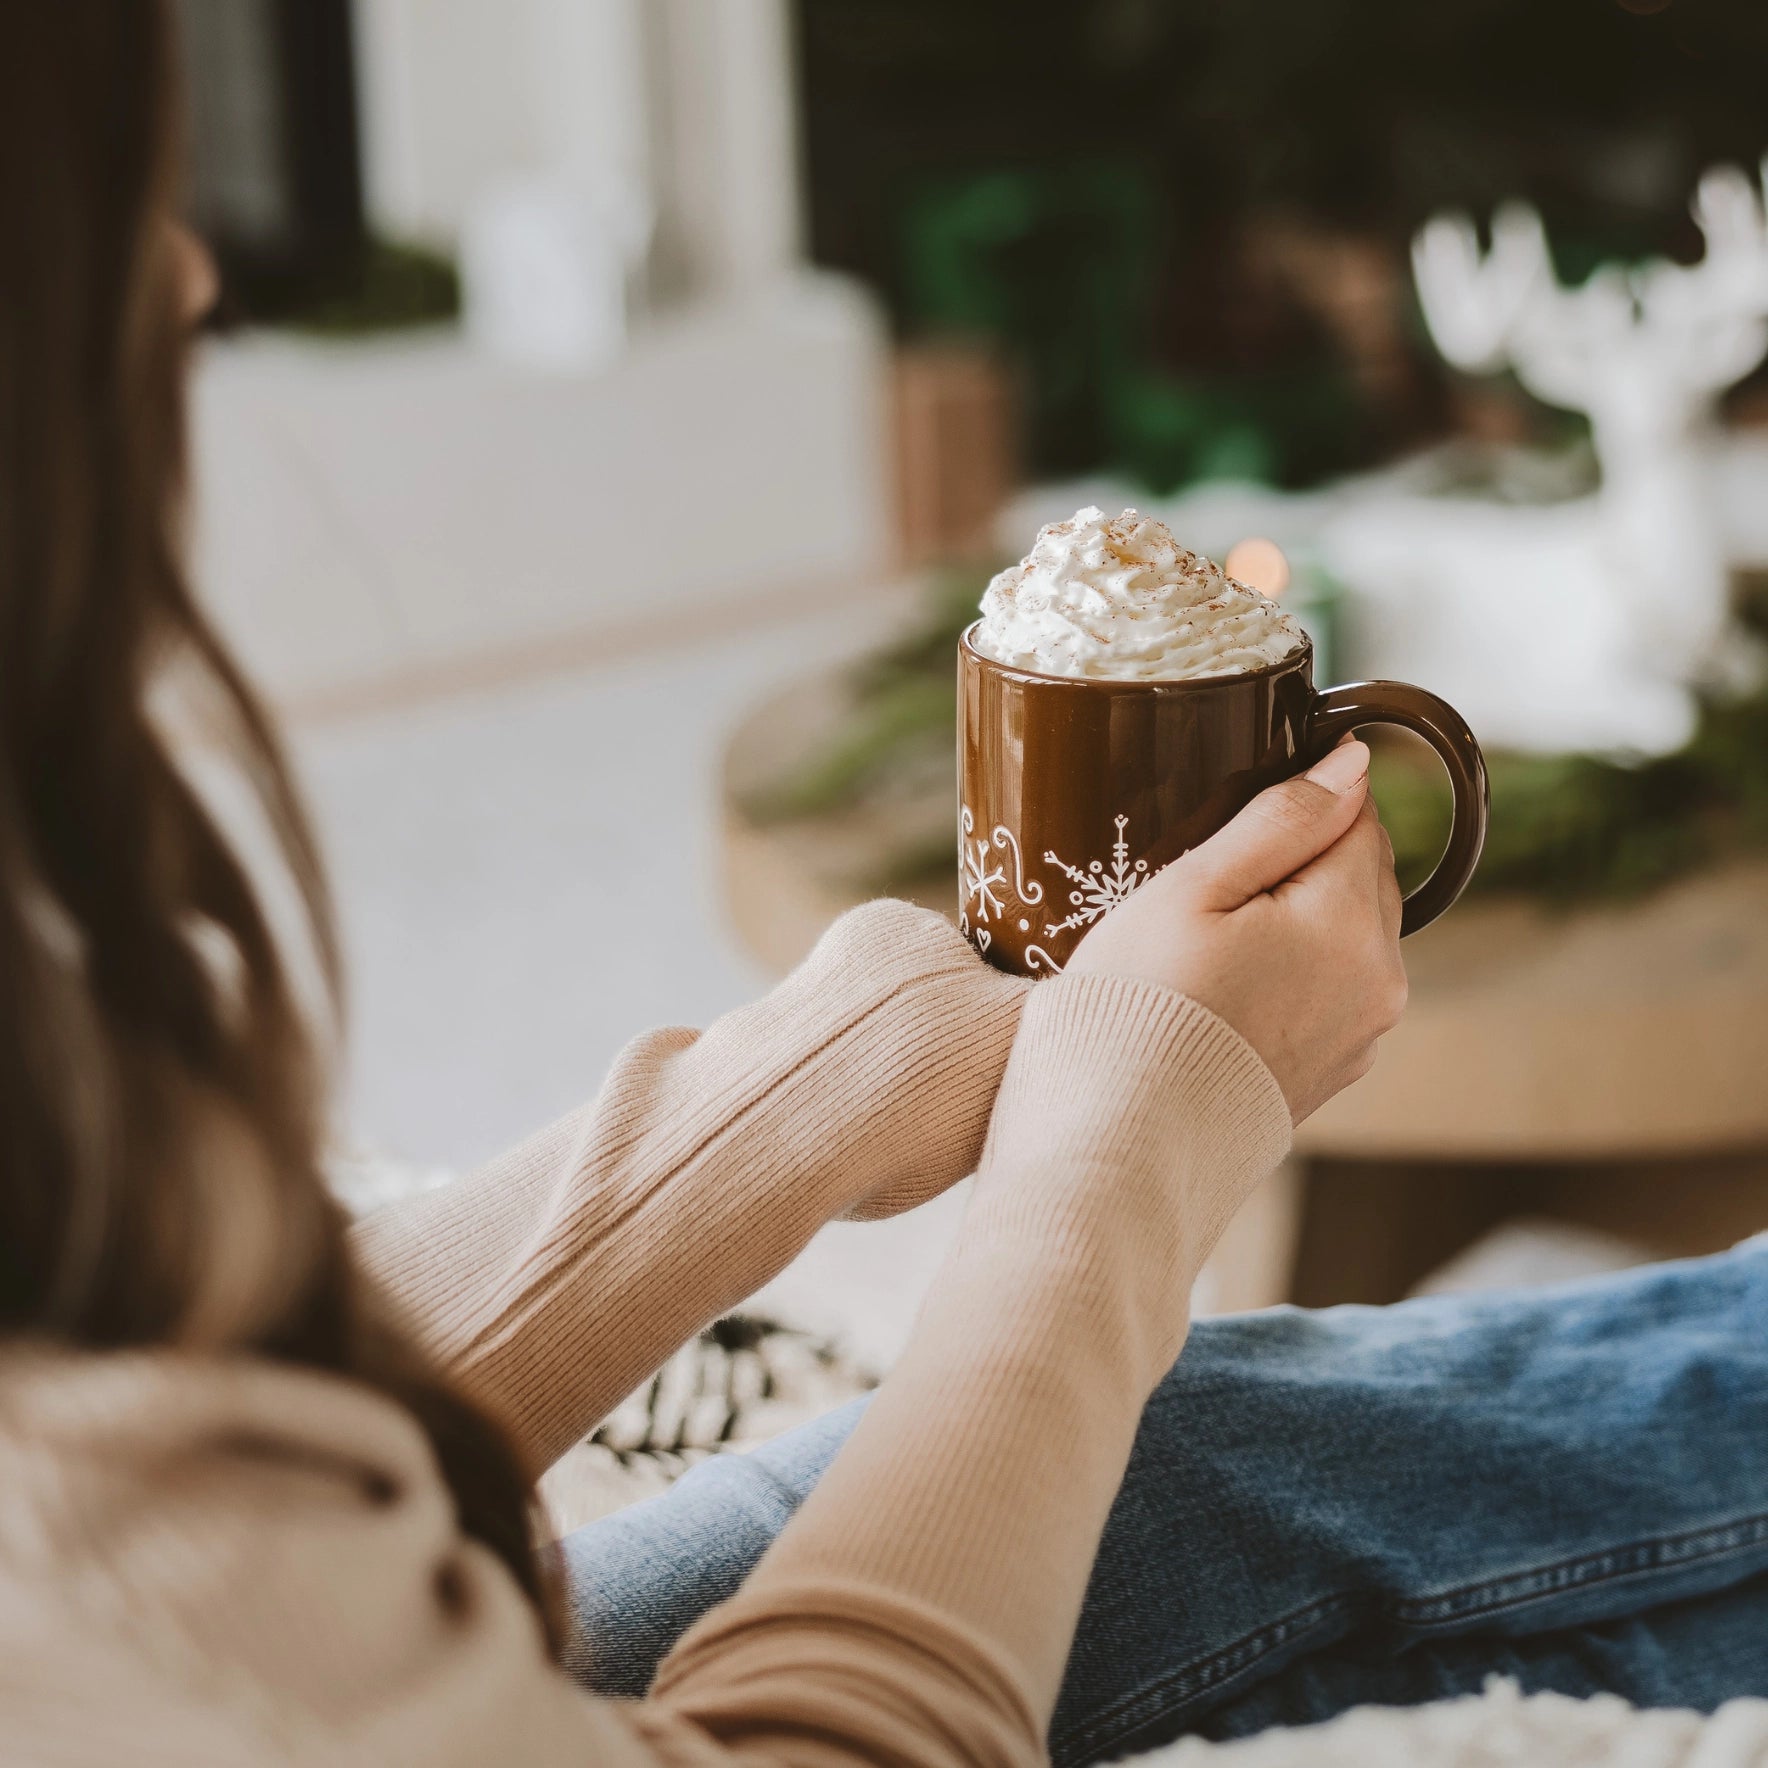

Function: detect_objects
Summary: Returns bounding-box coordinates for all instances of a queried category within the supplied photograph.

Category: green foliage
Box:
[285,239,461,336]
[271,239,461,337]
[1375,625,1768,902]
[899,163,1158,478]
[898,165,1366,489]
[751,568,1768,905]
[1107,366,1364,496]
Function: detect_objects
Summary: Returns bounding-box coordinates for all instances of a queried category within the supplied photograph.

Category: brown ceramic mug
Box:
[958,625,1489,976]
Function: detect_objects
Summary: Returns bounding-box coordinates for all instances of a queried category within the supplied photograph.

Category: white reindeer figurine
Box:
[1321,160,1768,756]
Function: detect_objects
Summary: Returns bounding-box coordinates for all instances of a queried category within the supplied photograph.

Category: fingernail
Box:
[1305,740,1370,794]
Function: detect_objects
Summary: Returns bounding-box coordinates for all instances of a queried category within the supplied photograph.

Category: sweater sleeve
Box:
[642,973,1294,1767]
[350,900,1030,1471]
[345,971,1289,1768]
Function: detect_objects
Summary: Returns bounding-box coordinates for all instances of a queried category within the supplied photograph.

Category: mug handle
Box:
[1309,681,1490,937]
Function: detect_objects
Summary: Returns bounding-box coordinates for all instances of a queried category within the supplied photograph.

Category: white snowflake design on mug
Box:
[960,806,1158,973]
[958,807,1046,959]
[1042,814,1150,938]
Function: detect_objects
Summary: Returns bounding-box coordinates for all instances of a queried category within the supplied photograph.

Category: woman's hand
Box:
[1065,740,1405,1125]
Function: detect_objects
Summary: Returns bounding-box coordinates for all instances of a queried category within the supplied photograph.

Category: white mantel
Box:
[191,272,890,715]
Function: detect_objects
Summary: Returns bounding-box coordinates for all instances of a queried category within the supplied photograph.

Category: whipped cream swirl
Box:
[973,506,1306,681]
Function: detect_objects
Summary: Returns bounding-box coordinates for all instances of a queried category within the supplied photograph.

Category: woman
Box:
[3,7,1764,1764]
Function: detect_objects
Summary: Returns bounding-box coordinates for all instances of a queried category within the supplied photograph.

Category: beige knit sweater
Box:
[0,901,1293,1766]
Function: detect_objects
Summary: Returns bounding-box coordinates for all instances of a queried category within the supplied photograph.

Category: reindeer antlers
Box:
[1678,157,1768,309]
[1411,202,1554,375]
[1691,160,1768,259]
[1413,158,1768,412]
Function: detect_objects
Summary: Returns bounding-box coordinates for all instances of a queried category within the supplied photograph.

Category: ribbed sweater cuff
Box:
[991,971,1292,1180]
[697,897,1032,1221]
[964,972,1294,1385]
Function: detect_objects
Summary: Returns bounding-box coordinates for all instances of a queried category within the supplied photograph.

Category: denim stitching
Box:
[1051,1512,1768,1764]
[1396,1512,1768,1624]
[1052,1593,1352,1763]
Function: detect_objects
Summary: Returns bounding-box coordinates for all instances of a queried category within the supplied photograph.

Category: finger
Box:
[1182,740,1370,913]
[1285,801,1408,1025]
[1322,790,1403,945]
[1278,788,1385,909]
[1371,804,1403,945]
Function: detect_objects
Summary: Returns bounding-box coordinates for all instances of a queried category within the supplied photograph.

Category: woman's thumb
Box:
[1180,740,1371,911]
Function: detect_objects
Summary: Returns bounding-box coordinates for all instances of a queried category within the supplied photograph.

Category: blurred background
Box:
[174,0,1768,1361]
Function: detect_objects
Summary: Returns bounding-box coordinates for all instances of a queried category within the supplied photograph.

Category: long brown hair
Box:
[0,1,556,1641]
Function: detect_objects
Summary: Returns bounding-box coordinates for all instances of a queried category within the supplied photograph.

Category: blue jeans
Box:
[565,1241,1768,1762]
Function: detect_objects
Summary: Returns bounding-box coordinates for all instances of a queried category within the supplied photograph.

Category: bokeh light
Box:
[1224,537,1292,598]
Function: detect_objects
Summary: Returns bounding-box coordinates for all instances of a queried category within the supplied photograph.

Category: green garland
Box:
[1373,687,1768,901]
[748,568,1768,905]
[241,239,462,338]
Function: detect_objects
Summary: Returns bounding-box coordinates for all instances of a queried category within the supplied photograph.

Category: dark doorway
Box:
[173,0,366,313]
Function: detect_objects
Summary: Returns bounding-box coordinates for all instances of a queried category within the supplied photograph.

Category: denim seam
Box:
[1052,1593,1353,1762]
[1395,1512,1768,1625]
[1051,1511,1768,1764]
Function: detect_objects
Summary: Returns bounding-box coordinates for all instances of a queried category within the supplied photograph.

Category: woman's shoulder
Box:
[0,1339,436,1469]
[0,1346,458,1712]
[0,1342,451,1604]
[0,1345,633,1764]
